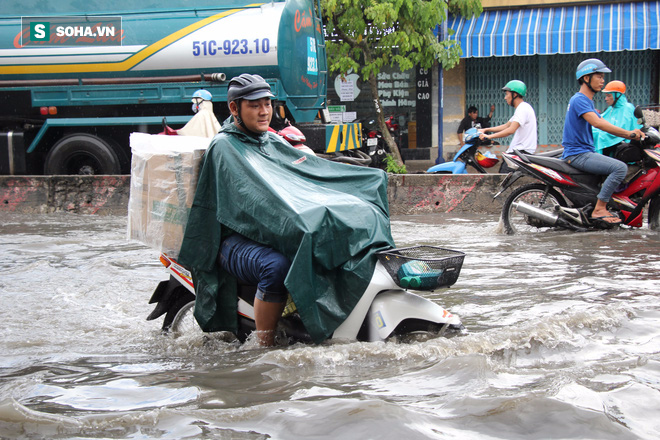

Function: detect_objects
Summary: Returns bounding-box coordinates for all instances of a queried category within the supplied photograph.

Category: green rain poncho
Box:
[177,120,395,343]
[593,93,642,153]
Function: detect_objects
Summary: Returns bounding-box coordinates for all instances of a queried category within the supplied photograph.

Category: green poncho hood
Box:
[593,94,642,153]
[177,119,395,343]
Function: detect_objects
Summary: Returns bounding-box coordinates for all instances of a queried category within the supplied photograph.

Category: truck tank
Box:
[0,0,360,175]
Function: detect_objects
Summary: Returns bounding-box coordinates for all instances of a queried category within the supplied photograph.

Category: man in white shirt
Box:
[479,80,537,173]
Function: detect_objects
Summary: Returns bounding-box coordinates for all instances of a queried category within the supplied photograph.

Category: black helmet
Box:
[227,74,274,102]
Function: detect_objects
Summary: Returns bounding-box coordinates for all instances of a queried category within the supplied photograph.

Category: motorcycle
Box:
[494,107,660,234]
[147,246,466,344]
[385,115,402,148]
[361,116,388,169]
[426,128,498,174]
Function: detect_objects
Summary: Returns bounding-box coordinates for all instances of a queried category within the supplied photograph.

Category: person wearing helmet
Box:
[592,80,642,156]
[176,89,221,137]
[191,89,213,113]
[478,80,537,173]
[177,73,395,347]
[184,74,288,346]
[562,59,645,225]
[225,73,275,135]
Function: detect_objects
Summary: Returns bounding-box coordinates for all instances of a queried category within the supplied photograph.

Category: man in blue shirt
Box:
[562,59,644,225]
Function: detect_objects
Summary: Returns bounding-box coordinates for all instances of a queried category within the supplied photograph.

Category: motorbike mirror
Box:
[634,106,644,119]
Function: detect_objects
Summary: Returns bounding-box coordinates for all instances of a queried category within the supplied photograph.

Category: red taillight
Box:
[40,106,57,115]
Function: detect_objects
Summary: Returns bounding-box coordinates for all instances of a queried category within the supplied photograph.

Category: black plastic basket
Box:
[377,246,465,291]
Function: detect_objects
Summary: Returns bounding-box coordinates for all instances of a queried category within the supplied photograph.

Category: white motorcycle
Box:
[147,246,466,344]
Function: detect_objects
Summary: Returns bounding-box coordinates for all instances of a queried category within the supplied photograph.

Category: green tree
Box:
[322,0,482,169]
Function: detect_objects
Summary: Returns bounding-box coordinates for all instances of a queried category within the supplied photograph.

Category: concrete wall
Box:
[388,174,506,215]
[0,176,130,215]
[0,174,512,217]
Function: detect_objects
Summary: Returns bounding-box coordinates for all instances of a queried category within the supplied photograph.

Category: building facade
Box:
[441,0,659,159]
[325,1,659,163]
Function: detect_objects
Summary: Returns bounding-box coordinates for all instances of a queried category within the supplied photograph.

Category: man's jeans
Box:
[564,152,627,202]
[218,233,290,303]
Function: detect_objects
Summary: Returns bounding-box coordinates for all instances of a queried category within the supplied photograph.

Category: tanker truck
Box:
[0,0,362,175]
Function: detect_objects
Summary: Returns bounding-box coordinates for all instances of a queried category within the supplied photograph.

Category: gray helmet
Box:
[575,58,611,80]
[227,74,274,102]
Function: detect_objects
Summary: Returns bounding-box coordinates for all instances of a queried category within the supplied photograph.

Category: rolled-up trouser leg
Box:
[218,233,290,303]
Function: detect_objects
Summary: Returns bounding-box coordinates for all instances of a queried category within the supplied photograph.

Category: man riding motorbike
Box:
[175,74,395,346]
[478,80,537,174]
[561,58,645,225]
[189,75,289,346]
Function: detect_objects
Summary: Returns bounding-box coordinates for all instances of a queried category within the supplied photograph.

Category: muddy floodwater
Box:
[0,212,659,439]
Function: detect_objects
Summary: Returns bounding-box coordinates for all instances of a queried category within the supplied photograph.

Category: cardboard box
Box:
[127,133,211,257]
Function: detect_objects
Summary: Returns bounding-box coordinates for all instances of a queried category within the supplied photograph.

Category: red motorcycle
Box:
[385,115,402,148]
[494,107,660,234]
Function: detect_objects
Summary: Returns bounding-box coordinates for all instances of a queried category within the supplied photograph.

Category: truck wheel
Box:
[44,134,122,175]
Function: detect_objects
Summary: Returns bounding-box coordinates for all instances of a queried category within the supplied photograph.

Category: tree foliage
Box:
[322,0,482,168]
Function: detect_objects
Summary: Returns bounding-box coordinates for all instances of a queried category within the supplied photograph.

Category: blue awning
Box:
[448,1,660,57]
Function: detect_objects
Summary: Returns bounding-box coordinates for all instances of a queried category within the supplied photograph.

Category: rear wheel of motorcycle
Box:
[502,183,566,235]
[649,196,660,230]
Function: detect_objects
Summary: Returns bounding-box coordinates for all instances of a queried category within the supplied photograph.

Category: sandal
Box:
[591,215,621,228]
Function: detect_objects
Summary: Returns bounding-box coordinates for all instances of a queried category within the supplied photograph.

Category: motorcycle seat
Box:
[526,155,589,176]
[535,148,563,158]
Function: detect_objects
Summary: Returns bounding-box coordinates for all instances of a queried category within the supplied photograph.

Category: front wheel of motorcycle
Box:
[649,196,660,230]
[502,183,567,235]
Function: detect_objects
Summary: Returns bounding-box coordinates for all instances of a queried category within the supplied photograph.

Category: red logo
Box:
[301,75,318,89]
[294,9,313,32]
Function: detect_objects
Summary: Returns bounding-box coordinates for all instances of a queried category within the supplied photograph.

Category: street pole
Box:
[436,22,446,164]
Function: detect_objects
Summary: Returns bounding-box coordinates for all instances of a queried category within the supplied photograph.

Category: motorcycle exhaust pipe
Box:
[512,201,559,225]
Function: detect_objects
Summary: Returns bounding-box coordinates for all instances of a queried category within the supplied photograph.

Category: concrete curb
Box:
[1,174,516,216]
[388,174,506,215]
[1,176,130,215]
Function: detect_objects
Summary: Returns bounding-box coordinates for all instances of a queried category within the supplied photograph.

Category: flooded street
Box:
[1,212,659,439]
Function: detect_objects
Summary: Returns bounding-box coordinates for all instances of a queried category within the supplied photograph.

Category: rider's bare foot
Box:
[591,210,621,224]
[256,330,276,346]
